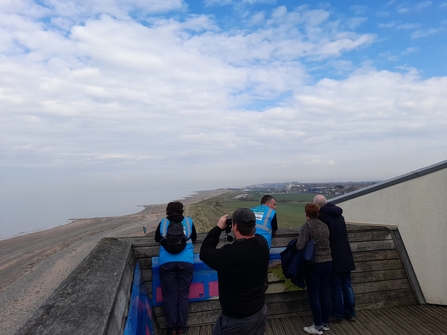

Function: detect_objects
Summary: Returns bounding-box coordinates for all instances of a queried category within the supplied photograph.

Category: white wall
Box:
[337,168,447,305]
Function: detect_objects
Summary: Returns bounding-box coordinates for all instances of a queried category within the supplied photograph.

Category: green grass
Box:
[185,190,325,233]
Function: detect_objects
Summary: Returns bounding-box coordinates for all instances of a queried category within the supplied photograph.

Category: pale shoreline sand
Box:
[0,188,227,335]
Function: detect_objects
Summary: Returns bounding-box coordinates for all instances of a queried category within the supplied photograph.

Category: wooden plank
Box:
[187,310,221,325]
[188,300,221,313]
[141,269,152,280]
[266,318,285,335]
[354,259,403,272]
[353,249,399,262]
[348,230,392,242]
[352,269,407,283]
[137,257,153,269]
[266,291,308,304]
[157,310,221,329]
[267,299,311,316]
[133,246,159,258]
[353,278,411,294]
[271,236,295,247]
[350,239,396,252]
[355,289,416,307]
[271,228,392,246]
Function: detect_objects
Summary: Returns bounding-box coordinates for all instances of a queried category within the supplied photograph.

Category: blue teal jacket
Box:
[158,216,195,265]
[251,204,275,248]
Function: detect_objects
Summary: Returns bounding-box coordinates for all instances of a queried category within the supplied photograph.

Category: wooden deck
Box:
[123,225,447,335]
[187,304,447,335]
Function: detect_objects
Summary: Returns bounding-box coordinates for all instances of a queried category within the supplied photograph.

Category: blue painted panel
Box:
[152,247,287,307]
[152,254,219,306]
[124,262,155,335]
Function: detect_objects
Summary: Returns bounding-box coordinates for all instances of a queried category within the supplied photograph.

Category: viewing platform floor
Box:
[186,304,447,335]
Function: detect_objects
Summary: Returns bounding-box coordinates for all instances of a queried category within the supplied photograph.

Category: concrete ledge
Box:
[16,238,135,335]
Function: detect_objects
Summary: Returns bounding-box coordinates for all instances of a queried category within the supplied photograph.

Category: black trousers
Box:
[160,262,194,333]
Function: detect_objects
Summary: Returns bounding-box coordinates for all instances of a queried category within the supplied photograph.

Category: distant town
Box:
[242,181,379,197]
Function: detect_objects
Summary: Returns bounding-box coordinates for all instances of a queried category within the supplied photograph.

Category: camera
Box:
[225,215,233,234]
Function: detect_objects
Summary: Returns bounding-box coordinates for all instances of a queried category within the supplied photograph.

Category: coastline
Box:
[0,188,227,334]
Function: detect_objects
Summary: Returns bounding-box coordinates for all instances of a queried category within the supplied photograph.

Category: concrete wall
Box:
[15,238,136,335]
[336,168,447,305]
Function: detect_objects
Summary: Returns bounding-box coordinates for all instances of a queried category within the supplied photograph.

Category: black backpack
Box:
[161,219,191,254]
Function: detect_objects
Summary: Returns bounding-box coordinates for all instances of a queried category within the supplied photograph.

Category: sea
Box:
[0,187,200,241]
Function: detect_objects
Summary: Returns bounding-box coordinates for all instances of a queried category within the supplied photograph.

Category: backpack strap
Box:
[161,218,169,237]
[161,217,193,240]
[183,217,192,241]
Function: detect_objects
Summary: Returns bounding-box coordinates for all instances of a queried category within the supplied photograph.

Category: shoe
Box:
[303,325,323,335]
[322,325,330,331]
[346,316,356,322]
[330,317,343,323]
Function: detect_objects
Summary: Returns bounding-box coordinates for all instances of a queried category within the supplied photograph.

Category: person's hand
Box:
[217,214,229,230]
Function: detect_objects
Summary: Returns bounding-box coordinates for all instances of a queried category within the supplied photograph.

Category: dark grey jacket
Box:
[318,202,355,273]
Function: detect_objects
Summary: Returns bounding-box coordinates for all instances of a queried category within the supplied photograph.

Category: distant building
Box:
[234,194,247,199]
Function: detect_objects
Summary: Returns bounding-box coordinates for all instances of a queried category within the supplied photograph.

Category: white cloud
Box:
[411,27,444,38]
[250,11,266,25]
[378,21,396,28]
[205,0,275,5]
[403,47,419,54]
[0,0,446,192]
[396,0,432,14]
[349,5,367,15]
[397,23,421,30]
[414,1,433,11]
[345,17,367,29]
[307,160,336,166]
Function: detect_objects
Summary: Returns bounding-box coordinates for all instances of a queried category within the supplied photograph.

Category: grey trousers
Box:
[212,304,267,335]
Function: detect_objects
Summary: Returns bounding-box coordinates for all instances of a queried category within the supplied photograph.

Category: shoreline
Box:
[0,188,227,334]
[0,188,228,242]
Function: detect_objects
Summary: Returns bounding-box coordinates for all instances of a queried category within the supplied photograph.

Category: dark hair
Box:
[305,202,320,219]
[260,195,275,205]
[235,223,255,236]
[166,201,184,216]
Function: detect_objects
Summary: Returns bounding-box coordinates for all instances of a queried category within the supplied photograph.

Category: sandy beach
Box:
[0,189,226,335]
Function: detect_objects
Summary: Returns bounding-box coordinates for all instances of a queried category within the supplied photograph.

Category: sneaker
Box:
[303,325,323,335]
[322,325,330,331]
[346,316,356,322]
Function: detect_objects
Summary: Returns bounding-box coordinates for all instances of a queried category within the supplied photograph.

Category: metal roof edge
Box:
[331,159,447,204]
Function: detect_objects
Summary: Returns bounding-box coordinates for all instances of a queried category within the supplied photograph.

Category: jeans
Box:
[160,262,194,333]
[212,304,267,335]
[330,271,356,319]
[304,261,332,327]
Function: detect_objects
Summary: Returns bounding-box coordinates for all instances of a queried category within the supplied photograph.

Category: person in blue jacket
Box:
[251,195,278,248]
[154,201,197,335]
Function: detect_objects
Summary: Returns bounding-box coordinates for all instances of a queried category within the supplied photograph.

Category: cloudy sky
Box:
[1,0,447,195]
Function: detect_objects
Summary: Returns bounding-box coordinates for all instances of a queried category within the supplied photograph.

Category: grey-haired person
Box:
[313,194,356,323]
